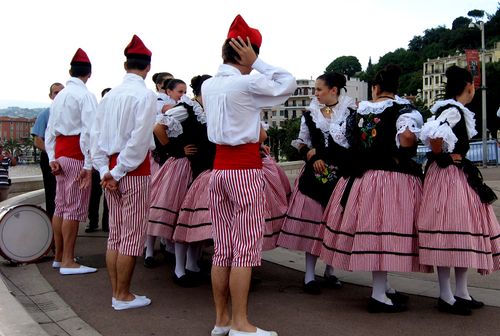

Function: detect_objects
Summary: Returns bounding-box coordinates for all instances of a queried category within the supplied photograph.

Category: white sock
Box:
[437,266,455,305]
[145,236,155,258]
[455,267,471,300]
[372,271,392,305]
[324,265,335,277]
[174,242,188,278]
[186,244,201,273]
[385,278,396,294]
[304,252,317,284]
[163,239,175,254]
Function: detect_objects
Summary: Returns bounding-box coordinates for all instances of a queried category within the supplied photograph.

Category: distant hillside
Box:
[0,107,45,119]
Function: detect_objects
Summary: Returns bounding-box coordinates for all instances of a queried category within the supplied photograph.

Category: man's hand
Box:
[261,144,270,155]
[184,144,198,156]
[76,169,92,189]
[229,36,257,67]
[100,172,118,191]
[50,161,61,175]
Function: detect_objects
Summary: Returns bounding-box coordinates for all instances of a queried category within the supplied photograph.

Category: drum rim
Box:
[0,204,53,263]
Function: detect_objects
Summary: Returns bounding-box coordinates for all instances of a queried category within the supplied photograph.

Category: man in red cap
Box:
[202,14,296,336]
[91,34,156,310]
[45,48,98,275]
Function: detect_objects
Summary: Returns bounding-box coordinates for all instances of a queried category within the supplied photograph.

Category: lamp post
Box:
[469,21,488,167]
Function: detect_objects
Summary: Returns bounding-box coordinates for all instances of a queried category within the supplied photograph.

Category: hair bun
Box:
[384,64,402,78]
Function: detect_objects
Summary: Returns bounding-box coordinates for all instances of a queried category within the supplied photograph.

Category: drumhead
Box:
[0,205,53,263]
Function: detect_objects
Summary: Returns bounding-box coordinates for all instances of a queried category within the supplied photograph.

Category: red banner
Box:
[465,49,481,89]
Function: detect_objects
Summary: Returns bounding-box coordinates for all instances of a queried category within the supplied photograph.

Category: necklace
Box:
[323,101,339,116]
[375,95,395,101]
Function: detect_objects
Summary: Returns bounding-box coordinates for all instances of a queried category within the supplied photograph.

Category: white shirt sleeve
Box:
[420,107,461,152]
[79,93,98,170]
[109,93,156,181]
[291,116,312,150]
[91,102,109,177]
[45,105,56,162]
[249,58,297,108]
[395,109,423,147]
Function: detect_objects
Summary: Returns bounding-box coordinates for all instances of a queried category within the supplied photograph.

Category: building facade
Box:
[262,77,368,128]
[0,116,35,142]
[422,42,500,106]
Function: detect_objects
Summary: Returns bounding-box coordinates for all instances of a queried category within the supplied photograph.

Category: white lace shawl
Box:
[155,98,206,138]
[420,99,477,152]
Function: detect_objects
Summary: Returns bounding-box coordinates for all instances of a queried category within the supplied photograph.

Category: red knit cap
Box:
[124,35,152,61]
[227,14,262,48]
[70,48,91,65]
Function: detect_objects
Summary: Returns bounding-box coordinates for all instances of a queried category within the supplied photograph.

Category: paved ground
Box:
[1,165,500,336]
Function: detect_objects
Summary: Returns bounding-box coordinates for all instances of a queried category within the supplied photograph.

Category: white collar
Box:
[357,95,410,115]
[431,99,477,139]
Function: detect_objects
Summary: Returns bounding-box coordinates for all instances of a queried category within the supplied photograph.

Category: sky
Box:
[0,0,497,108]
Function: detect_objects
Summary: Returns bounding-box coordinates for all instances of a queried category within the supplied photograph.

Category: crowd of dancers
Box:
[40,13,499,336]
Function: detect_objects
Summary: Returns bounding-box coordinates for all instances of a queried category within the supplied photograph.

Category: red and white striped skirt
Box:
[210,169,265,268]
[106,176,150,256]
[147,157,192,240]
[173,170,212,243]
[319,170,432,273]
[262,156,291,251]
[277,167,325,255]
[417,163,500,274]
[53,157,91,222]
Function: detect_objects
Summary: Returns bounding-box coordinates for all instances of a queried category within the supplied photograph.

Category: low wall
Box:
[9,175,44,194]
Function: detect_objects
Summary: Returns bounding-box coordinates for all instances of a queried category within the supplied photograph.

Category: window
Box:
[280,110,284,117]
[272,121,277,127]
[285,110,288,118]
[292,110,296,118]
[302,99,306,106]
[424,78,428,86]
[272,111,276,116]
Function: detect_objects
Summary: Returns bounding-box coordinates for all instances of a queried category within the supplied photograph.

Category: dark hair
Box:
[101,87,112,97]
[154,72,173,85]
[222,38,260,65]
[70,65,91,78]
[49,82,63,95]
[444,65,473,99]
[372,64,401,94]
[190,75,212,96]
[317,72,346,94]
[163,78,186,92]
[125,58,150,71]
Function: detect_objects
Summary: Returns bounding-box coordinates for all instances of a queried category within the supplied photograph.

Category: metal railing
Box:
[415,140,499,166]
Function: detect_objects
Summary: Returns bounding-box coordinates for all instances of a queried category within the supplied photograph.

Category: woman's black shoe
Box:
[303,280,322,295]
[454,296,484,309]
[173,273,199,288]
[143,256,157,268]
[386,291,409,304]
[323,274,342,289]
[437,298,472,316]
[367,298,407,313]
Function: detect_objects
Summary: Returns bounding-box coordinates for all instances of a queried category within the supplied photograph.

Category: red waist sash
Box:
[55,135,84,160]
[109,152,151,176]
[214,143,262,170]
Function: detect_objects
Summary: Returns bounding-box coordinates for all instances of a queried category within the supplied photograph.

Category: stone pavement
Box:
[1,166,500,336]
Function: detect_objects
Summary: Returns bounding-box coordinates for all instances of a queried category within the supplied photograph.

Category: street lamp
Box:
[469,21,487,167]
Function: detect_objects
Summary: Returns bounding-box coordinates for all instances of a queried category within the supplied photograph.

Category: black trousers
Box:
[88,169,109,230]
[40,151,56,219]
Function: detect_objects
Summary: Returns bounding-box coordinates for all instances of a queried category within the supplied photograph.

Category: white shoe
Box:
[229,328,277,336]
[52,261,61,269]
[112,294,147,307]
[211,325,231,336]
[59,265,98,275]
[113,295,151,311]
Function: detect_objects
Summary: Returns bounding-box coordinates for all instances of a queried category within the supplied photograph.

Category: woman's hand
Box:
[313,159,326,175]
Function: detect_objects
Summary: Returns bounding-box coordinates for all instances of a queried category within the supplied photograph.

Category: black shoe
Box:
[437,298,472,316]
[367,297,407,313]
[173,273,199,288]
[303,280,322,295]
[323,274,342,289]
[249,276,262,292]
[454,296,484,309]
[186,269,210,284]
[143,256,157,268]
[85,226,98,233]
[386,291,409,304]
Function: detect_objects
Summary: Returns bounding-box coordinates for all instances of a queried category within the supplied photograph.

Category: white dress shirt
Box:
[202,58,297,146]
[45,77,97,169]
[91,73,157,181]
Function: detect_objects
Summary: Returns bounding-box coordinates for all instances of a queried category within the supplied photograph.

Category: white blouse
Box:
[91,73,157,181]
[45,77,98,170]
[203,58,297,146]
[420,99,477,153]
[156,99,206,138]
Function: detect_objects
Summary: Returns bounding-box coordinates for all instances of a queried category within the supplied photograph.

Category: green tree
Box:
[468,9,485,21]
[325,56,361,78]
[452,16,472,30]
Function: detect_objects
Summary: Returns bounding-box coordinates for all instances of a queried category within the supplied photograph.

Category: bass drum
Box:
[0,205,53,263]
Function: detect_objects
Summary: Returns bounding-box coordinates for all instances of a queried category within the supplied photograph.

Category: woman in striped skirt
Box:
[417,65,500,315]
[277,72,356,294]
[317,64,432,313]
